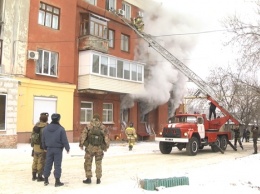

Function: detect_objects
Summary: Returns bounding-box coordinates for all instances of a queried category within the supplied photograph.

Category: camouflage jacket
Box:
[79,118,110,151]
[31,121,48,152]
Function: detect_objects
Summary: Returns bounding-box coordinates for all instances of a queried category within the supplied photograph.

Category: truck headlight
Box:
[184,132,188,137]
[159,132,162,135]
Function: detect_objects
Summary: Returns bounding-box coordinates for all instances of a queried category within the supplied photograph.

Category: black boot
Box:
[44,177,49,186]
[55,178,64,187]
[32,172,37,181]
[37,173,44,182]
[129,145,133,151]
[83,178,91,184]
[96,178,101,184]
[241,145,244,150]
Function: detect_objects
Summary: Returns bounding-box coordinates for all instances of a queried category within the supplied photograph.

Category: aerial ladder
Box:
[114,12,240,127]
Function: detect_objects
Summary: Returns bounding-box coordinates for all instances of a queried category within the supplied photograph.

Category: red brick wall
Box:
[0,135,17,148]
[27,0,77,84]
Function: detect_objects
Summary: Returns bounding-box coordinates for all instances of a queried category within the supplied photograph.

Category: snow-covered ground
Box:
[0,141,260,194]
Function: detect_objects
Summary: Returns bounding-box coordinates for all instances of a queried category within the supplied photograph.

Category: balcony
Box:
[78,35,109,53]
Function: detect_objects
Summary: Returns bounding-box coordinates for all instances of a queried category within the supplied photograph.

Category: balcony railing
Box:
[79,35,109,53]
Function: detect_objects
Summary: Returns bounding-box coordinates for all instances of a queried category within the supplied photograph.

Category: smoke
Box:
[121,0,201,118]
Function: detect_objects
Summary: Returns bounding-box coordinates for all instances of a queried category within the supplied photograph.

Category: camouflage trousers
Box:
[84,145,104,179]
[32,152,46,174]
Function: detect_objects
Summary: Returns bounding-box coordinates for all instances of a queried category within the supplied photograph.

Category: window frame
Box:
[103,103,113,123]
[121,34,129,52]
[106,0,116,11]
[108,29,115,48]
[122,2,131,20]
[0,94,6,131]
[80,101,93,124]
[86,0,97,5]
[91,53,144,82]
[36,49,59,77]
[38,2,60,30]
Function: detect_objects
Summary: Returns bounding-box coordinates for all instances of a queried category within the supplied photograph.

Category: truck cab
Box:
[156,113,232,156]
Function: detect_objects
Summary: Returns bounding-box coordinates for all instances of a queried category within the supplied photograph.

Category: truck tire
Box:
[220,135,228,150]
[159,142,172,154]
[186,137,199,156]
[211,137,221,152]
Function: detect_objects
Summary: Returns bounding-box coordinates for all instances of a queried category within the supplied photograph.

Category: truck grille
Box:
[162,127,181,138]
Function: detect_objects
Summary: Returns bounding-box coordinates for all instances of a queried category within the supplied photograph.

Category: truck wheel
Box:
[186,137,199,156]
[211,137,221,152]
[220,136,228,150]
[159,142,172,154]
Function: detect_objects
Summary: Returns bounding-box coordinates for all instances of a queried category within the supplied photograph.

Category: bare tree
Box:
[223,3,260,72]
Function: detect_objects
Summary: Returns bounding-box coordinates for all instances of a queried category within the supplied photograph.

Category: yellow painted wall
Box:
[16,77,76,132]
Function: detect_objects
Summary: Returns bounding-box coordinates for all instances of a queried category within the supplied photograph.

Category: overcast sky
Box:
[153,0,258,79]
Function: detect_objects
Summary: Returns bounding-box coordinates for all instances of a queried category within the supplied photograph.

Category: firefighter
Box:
[125,122,137,151]
[132,16,144,31]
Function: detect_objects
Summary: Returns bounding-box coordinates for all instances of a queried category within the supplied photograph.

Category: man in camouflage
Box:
[251,126,258,154]
[231,125,244,150]
[79,114,110,184]
[31,112,49,181]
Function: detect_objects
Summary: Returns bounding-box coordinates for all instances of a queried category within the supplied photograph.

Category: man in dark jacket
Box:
[42,113,70,187]
[251,126,258,154]
[209,102,216,120]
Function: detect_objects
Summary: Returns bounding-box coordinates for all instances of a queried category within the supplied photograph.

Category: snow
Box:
[0,141,260,194]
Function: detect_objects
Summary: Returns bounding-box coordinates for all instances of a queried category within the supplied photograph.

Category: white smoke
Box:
[121,0,202,117]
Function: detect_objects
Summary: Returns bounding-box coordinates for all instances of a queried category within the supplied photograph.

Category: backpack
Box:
[31,132,40,145]
[88,125,104,146]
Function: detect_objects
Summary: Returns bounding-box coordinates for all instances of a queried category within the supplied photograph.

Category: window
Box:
[36,49,58,76]
[101,56,108,76]
[106,0,116,11]
[0,94,6,130]
[91,53,144,82]
[103,103,113,123]
[122,2,131,20]
[117,60,123,78]
[92,54,100,73]
[138,65,143,81]
[85,0,96,5]
[38,2,60,30]
[80,102,93,123]
[89,16,108,39]
[121,34,129,52]
[109,58,116,77]
[123,62,130,80]
[131,64,137,81]
[108,29,115,48]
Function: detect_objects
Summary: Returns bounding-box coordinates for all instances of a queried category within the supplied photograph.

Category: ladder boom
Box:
[115,12,241,124]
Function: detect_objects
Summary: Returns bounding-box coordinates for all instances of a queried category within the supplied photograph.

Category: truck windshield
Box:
[175,116,197,123]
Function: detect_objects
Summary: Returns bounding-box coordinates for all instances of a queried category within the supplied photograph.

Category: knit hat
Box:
[93,113,100,120]
[40,112,49,122]
[51,113,61,122]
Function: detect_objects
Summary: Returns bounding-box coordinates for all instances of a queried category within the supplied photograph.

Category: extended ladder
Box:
[115,13,240,124]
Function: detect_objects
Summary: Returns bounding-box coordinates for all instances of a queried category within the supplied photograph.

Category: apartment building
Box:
[0,0,172,147]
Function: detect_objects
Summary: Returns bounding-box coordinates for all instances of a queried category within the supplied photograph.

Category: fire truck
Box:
[114,11,240,156]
